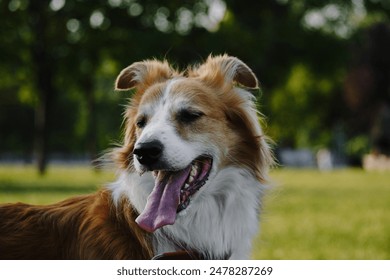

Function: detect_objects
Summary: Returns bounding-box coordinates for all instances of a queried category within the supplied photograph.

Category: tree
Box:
[1,0,389,170]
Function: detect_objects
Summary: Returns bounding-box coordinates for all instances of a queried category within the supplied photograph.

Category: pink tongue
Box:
[135,167,191,232]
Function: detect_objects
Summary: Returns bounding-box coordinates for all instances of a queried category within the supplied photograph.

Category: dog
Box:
[0,55,273,260]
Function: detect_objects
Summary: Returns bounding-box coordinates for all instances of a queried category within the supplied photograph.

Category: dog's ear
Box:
[192,54,258,89]
[115,60,174,91]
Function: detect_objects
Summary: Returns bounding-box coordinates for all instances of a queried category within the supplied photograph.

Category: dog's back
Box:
[0,190,153,259]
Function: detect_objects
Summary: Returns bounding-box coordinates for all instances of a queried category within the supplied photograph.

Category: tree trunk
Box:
[83,77,98,167]
[29,2,55,175]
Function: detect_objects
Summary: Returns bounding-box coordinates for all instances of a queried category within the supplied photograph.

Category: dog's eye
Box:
[177,109,204,124]
[136,116,147,128]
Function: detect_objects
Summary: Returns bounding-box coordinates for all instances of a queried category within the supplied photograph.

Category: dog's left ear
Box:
[192,55,258,89]
[115,60,174,91]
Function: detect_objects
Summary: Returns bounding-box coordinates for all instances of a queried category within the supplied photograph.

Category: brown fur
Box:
[0,190,153,259]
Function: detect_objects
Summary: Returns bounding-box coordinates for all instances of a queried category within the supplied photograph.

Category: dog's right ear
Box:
[115,60,174,91]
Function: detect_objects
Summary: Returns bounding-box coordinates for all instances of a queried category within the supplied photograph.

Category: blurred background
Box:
[0,0,389,172]
[0,0,390,259]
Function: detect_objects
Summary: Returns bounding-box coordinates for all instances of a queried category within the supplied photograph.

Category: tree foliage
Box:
[0,0,389,171]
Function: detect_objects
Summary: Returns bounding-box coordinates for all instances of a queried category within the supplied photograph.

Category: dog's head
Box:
[113,55,272,233]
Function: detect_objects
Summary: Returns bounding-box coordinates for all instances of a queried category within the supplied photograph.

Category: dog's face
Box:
[132,78,225,174]
[114,55,270,233]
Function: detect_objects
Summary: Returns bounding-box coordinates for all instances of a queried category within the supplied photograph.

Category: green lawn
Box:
[0,165,389,259]
[253,169,390,260]
[0,165,114,205]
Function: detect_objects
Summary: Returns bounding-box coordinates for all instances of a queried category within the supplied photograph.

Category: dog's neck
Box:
[110,167,264,260]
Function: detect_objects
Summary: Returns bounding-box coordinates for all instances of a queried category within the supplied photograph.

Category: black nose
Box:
[133,140,163,166]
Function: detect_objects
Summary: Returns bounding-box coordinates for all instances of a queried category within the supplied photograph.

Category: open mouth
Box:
[135,156,212,233]
[176,156,212,212]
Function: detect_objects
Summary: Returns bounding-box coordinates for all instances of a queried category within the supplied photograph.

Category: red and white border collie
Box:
[0,55,273,260]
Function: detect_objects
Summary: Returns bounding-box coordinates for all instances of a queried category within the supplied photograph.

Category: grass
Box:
[0,165,114,205]
[253,169,390,260]
[0,165,389,259]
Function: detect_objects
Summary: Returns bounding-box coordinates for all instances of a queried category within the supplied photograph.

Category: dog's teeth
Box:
[184,183,190,189]
[188,175,195,183]
[190,166,196,177]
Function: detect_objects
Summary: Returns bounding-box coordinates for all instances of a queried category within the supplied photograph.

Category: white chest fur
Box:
[110,167,265,260]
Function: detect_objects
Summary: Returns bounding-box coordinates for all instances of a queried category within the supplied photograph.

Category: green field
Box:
[0,165,389,259]
[253,169,390,260]
[0,165,115,205]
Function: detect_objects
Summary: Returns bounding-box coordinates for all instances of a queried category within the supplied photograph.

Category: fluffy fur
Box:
[0,55,273,260]
[0,190,153,259]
